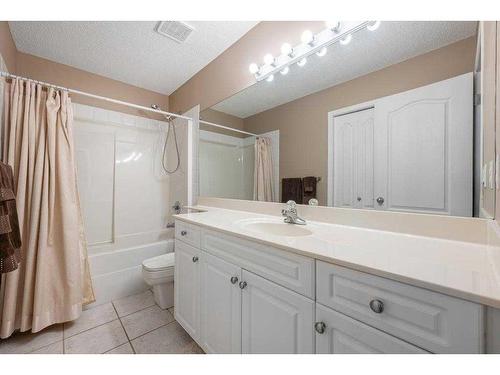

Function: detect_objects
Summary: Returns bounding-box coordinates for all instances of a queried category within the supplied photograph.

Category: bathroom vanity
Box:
[173,206,500,354]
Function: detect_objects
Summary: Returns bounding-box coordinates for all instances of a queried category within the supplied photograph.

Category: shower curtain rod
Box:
[0,71,192,122]
[199,119,258,137]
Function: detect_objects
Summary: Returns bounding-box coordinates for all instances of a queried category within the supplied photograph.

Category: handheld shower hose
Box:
[151,104,180,174]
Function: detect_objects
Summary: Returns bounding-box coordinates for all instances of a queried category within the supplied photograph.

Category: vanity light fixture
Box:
[297,58,307,67]
[281,43,294,57]
[250,21,379,82]
[340,34,352,45]
[367,21,381,31]
[280,66,290,75]
[325,21,341,32]
[316,47,327,57]
[301,30,315,46]
[248,63,259,74]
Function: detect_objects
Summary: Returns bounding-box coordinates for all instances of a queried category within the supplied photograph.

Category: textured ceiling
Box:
[9,21,258,95]
[212,21,477,118]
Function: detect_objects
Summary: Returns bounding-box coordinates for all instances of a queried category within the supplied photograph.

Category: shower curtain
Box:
[253,137,275,202]
[0,78,94,338]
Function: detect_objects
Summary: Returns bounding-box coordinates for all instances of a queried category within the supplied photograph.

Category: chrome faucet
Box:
[281,200,306,225]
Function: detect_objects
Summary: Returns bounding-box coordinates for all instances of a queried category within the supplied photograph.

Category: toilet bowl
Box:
[142,252,175,309]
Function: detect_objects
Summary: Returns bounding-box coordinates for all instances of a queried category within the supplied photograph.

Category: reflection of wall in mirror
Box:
[243,36,476,205]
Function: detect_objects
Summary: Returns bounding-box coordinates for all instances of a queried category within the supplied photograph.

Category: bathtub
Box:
[87,238,174,307]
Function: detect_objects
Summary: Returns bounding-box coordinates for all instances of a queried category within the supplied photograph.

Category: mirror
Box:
[199,21,489,218]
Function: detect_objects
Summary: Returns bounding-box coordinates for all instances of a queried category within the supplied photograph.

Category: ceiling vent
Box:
[155,21,194,43]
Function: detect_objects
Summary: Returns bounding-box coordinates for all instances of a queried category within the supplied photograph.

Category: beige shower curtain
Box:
[253,137,275,202]
[0,78,94,339]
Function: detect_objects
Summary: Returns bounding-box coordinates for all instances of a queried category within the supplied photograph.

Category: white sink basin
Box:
[236,218,313,237]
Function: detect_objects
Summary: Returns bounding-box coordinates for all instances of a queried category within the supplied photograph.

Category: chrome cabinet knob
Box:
[314,322,326,334]
[357,197,362,202]
[369,299,384,314]
[376,197,384,205]
[192,256,199,263]
[239,281,247,289]
[181,230,187,236]
[230,276,239,284]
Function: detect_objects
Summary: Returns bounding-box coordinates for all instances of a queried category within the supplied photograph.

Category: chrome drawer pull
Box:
[314,322,326,334]
[239,281,247,289]
[369,299,384,314]
[192,256,199,263]
[230,276,239,284]
[181,230,187,236]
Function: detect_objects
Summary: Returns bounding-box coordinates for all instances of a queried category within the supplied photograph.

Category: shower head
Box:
[151,104,160,110]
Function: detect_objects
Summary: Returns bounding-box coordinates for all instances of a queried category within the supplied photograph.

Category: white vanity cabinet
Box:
[174,240,201,341]
[200,251,242,353]
[175,219,485,354]
[241,270,315,353]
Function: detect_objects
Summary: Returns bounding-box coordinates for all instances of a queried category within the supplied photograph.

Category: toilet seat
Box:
[142,252,175,272]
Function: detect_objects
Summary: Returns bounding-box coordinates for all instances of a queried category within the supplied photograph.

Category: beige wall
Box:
[169,21,325,114]
[15,52,169,119]
[496,22,500,222]
[0,21,16,73]
[200,108,245,137]
[243,37,477,205]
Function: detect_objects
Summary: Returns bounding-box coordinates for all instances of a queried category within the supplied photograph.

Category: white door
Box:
[241,270,315,354]
[174,240,201,340]
[200,252,242,353]
[374,73,473,216]
[333,108,375,209]
[315,304,426,354]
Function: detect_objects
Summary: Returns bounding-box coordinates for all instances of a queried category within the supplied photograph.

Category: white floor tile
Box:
[131,321,204,354]
[121,305,174,340]
[105,342,134,354]
[64,320,127,354]
[0,324,63,354]
[112,290,155,317]
[31,341,64,354]
[63,302,117,338]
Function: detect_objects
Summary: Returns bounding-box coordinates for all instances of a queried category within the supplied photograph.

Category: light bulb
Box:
[280,66,289,75]
[325,21,341,32]
[281,43,293,56]
[297,58,307,67]
[263,53,275,65]
[301,30,314,45]
[266,74,274,82]
[367,21,381,31]
[316,47,327,57]
[249,63,259,74]
[340,34,352,45]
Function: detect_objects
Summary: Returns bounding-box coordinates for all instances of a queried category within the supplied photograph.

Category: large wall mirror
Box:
[199,21,495,218]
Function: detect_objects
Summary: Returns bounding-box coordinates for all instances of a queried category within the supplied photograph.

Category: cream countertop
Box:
[175,206,500,309]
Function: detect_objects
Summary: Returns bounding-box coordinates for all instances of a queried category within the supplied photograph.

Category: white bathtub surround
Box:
[174,206,500,309]
[73,103,190,304]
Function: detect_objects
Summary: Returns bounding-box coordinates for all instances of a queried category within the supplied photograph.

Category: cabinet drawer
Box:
[316,303,427,354]
[201,228,315,298]
[175,220,201,248]
[316,261,484,353]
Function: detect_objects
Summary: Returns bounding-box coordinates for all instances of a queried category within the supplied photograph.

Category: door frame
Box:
[327,101,375,206]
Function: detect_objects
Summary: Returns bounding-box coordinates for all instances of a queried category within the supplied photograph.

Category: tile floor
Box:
[0,290,204,354]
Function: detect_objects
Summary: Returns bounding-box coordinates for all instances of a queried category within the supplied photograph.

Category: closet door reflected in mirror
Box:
[198,21,490,218]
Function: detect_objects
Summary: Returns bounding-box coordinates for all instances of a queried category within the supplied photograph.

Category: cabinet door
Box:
[241,270,315,354]
[200,252,242,353]
[174,240,201,340]
[315,304,427,354]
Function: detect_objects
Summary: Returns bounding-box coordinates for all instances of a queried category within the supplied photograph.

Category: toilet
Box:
[142,252,175,309]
